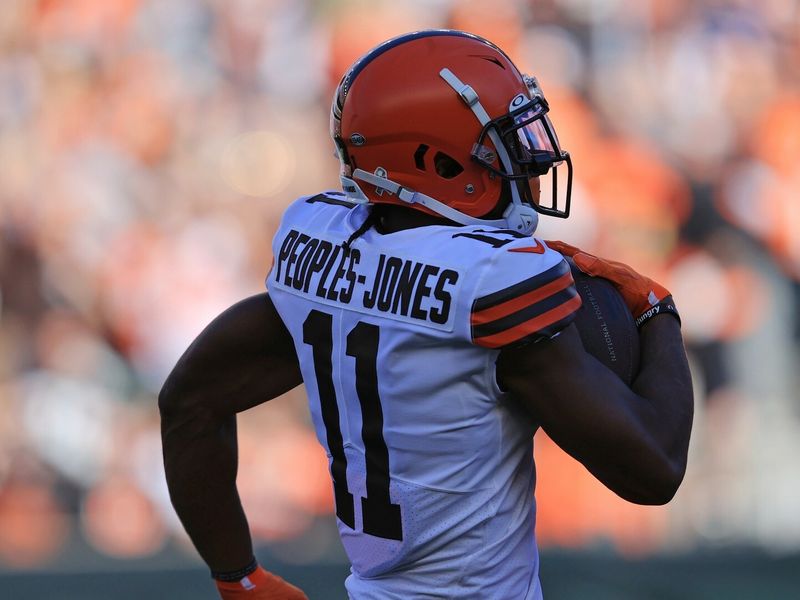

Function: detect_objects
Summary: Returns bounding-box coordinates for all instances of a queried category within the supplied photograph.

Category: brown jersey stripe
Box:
[471,271,574,326]
[471,285,580,339]
[472,259,570,313]
[473,295,582,348]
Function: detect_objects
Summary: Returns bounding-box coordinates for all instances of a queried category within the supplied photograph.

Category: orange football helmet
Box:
[330,30,572,235]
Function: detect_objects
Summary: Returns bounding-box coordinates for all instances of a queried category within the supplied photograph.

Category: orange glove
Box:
[215,564,308,600]
[545,240,680,328]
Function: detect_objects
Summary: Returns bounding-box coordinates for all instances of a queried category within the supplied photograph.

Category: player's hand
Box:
[545,240,680,328]
[215,565,308,600]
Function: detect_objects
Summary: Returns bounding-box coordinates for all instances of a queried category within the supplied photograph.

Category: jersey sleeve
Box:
[469,239,582,349]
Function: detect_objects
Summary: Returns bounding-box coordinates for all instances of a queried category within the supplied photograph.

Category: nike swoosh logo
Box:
[508,240,545,254]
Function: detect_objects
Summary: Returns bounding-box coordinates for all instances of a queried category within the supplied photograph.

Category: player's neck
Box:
[375,205,456,233]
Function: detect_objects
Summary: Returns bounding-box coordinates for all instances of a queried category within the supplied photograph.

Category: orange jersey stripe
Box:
[470,272,575,326]
[474,294,582,348]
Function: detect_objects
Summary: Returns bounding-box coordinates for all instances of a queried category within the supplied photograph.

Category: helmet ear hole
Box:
[433,152,464,179]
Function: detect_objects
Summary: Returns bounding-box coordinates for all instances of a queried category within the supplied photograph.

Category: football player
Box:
[160,30,693,599]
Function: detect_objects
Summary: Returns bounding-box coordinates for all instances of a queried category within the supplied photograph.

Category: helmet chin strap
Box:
[502,198,539,234]
[345,170,512,230]
[343,170,538,235]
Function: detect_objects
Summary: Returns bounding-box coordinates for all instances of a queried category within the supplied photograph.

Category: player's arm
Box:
[159,293,305,597]
[497,244,693,505]
[499,317,692,505]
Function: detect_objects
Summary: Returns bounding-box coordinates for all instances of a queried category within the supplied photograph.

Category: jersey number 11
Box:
[303,309,403,541]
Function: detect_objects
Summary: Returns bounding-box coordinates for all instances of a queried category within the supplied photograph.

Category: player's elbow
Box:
[628,456,687,506]
[159,368,224,456]
[158,366,201,423]
[641,473,683,506]
[158,370,183,420]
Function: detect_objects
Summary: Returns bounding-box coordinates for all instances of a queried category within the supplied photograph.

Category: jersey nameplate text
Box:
[271,229,461,331]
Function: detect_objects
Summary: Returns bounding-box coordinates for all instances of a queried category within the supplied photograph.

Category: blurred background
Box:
[1,0,799,598]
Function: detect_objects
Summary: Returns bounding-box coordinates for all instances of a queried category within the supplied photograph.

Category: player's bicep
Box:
[497,323,639,432]
[160,293,302,418]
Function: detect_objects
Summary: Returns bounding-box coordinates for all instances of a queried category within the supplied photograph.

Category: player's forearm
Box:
[630,314,694,485]
[160,394,255,572]
[536,362,688,504]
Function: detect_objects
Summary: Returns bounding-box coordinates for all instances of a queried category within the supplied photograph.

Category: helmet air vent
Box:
[414,144,429,171]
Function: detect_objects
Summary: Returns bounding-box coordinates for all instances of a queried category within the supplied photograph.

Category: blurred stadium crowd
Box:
[1,0,799,572]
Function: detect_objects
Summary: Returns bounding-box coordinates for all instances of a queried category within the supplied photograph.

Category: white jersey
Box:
[268,192,581,599]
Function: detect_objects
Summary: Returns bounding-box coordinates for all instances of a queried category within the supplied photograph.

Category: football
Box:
[568,258,640,385]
